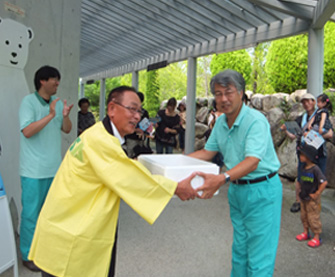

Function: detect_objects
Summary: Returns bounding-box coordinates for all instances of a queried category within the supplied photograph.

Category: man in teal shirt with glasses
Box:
[190,69,282,277]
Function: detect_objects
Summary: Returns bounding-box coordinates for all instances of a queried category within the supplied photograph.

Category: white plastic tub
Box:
[138,154,220,195]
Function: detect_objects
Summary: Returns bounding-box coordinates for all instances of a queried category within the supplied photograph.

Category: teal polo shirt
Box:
[19,92,64,178]
[205,104,280,179]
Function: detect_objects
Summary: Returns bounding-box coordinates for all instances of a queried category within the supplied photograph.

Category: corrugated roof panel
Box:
[80,0,334,81]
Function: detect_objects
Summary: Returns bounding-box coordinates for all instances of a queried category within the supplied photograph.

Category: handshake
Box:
[175,171,224,200]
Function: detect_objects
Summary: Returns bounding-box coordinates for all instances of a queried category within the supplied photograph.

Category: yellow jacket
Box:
[29,120,177,277]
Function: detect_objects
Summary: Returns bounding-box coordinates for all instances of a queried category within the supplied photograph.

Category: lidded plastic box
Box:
[138,154,220,194]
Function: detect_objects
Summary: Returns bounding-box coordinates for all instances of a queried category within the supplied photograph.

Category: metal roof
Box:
[80,0,335,82]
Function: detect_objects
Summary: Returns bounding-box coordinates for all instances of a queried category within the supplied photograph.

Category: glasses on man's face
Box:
[113,101,143,116]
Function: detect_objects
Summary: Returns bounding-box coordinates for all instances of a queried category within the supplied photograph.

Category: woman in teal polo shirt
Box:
[190,69,282,277]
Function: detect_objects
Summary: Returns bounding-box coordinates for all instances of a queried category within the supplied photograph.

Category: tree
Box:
[146,70,160,117]
[157,62,187,101]
[323,21,335,89]
[209,50,252,85]
[265,34,308,93]
[197,55,212,97]
[250,43,275,94]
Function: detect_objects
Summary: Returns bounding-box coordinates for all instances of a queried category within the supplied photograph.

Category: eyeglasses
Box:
[113,101,143,116]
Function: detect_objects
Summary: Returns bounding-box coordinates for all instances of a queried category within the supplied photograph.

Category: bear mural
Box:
[0,17,34,230]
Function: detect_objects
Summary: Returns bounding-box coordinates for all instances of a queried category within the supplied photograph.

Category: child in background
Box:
[308,93,333,135]
[295,143,328,248]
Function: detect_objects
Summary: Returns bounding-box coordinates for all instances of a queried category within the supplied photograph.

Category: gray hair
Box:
[210,69,245,95]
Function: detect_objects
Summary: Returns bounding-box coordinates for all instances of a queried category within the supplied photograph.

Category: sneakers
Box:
[307,238,322,248]
[290,202,300,213]
[296,232,310,241]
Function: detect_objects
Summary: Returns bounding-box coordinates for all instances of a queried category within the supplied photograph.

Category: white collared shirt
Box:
[110,120,125,145]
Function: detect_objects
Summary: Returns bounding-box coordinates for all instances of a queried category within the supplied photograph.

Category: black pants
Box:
[41,228,118,277]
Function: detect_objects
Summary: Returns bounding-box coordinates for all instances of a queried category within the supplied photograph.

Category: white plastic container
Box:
[138,154,220,195]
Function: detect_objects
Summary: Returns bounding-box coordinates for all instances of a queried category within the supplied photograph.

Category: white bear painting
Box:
[0,17,34,228]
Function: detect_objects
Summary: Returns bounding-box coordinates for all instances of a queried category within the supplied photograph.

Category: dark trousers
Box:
[41,228,118,277]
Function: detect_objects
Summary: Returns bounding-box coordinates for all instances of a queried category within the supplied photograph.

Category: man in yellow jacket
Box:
[28,86,197,277]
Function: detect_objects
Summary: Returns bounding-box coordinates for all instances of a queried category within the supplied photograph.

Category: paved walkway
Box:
[2,178,335,277]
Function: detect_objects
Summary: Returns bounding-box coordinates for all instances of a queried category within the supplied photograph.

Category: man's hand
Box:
[175,172,198,201]
[194,172,224,199]
[50,98,60,117]
[63,99,74,117]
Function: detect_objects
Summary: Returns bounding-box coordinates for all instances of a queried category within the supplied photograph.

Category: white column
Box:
[307,28,324,98]
[185,57,197,154]
[99,78,106,121]
[79,79,84,99]
[132,71,139,90]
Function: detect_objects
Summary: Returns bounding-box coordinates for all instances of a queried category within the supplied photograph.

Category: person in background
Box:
[125,92,151,158]
[307,93,333,135]
[295,143,327,248]
[155,97,180,154]
[78,97,95,136]
[280,93,333,213]
[177,102,186,153]
[189,69,282,276]
[19,65,73,272]
[28,86,197,277]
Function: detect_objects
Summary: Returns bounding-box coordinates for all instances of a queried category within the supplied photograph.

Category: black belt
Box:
[232,172,277,185]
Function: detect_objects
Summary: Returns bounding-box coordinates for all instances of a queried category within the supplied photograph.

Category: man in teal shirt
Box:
[19,65,73,271]
[190,69,282,276]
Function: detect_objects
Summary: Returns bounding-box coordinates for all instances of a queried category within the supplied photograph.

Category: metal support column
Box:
[79,79,85,99]
[99,78,106,121]
[307,28,324,98]
[132,71,139,91]
[185,57,197,154]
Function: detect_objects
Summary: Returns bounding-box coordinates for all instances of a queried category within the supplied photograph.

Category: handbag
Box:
[155,133,177,147]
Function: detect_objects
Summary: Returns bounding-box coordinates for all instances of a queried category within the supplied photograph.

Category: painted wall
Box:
[0,0,81,231]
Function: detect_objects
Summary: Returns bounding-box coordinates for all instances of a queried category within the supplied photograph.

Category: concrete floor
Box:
[2,177,335,277]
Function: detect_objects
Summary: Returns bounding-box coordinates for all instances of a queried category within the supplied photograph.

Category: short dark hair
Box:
[317,93,333,113]
[210,69,245,96]
[34,65,61,91]
[177,102,186,111]
[78,97,90,108]
[167,97,177,107]
[107,86,137,104]
[137,92,145,103]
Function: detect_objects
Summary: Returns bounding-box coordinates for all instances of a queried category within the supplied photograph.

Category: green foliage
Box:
[278,98,293,123]
[81,81,100,119]
[209,49,252,85]
[323,22,335,89]
[324,90,335,116]
[146,70,160,117]
[157,62,187,101]
[250,43,275,94]
[266,34,309,93]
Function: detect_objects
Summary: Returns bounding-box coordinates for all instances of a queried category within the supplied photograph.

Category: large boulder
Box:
[196,106,209,124]
[195,122,209,138]
[262,94,283,112]
[326,142,335,189]
[194,137,206,151]
[266,107,286,147]
[277,138,298,180]
[250,93,263,110]
[289,89,307,102]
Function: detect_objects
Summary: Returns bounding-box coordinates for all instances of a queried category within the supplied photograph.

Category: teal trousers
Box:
[20,177,53,261]
[228,174,282,277]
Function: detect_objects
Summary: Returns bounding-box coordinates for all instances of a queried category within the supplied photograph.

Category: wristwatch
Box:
[223,172,230,184]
